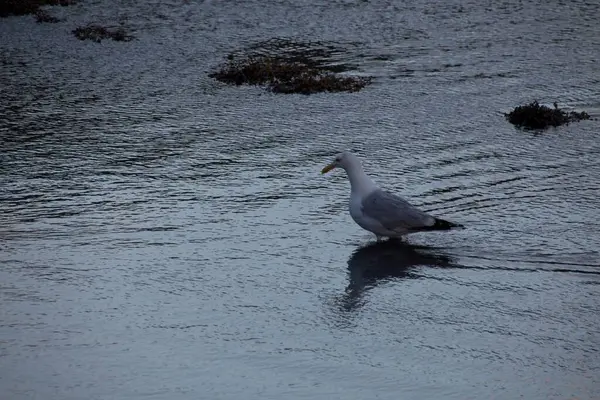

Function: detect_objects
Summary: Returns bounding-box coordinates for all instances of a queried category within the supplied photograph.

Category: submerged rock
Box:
[72,24,134,43]
[209,39,372,95]
[505,101,590,130]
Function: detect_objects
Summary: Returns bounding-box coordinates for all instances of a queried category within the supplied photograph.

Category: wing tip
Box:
[431,217,464,231]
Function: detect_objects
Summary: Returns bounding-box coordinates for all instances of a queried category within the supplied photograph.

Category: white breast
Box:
[349,195,363,225]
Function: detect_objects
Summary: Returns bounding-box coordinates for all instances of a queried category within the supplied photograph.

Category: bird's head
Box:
[321,151,361,174]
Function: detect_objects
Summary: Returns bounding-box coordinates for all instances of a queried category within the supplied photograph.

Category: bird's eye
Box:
[335,157,341,162]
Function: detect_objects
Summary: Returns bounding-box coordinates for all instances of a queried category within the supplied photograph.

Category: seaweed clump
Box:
[209,39,372,95]
[0,0,75,18]
[505,101,591,130]
[73,24,134,43]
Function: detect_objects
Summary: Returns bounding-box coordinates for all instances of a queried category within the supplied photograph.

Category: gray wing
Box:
[361,189,435,231]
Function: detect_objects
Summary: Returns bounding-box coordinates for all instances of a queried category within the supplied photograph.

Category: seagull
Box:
[321,151,463,241]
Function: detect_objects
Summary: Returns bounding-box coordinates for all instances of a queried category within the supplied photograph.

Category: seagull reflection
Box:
[338,240,457,312]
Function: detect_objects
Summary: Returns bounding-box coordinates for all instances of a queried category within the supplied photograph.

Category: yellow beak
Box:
[321,163,336,174]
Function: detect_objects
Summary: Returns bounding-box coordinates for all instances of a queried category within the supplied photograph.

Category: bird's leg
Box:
[389,236,404,243]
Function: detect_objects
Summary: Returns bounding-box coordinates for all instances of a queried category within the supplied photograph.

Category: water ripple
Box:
[1,1,600,399]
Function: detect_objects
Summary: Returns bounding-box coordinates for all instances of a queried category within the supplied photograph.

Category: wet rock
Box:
[505,100,591,130]
[72,24,134,43]
[0,0,76,18]
[209,39,372,95]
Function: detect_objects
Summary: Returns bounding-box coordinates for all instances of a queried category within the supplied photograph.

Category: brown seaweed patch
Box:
[271,73,371,95]
[210,55,371,94]
[0,0,76,18]
[73,24,134,43]
[210,40,371,95]
[505,101,591,130]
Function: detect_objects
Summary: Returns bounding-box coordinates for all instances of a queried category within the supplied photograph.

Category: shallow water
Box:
[1,0,599,399]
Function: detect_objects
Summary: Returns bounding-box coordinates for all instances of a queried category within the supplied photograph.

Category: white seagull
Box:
[321,151,463,241]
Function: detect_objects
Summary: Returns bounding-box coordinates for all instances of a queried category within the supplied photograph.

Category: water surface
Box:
[1,0,599,399]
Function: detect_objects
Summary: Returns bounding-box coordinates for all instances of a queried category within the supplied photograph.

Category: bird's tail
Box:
[429,217,464,231]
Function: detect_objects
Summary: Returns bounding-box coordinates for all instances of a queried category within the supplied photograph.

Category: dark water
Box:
[1,0,600,399]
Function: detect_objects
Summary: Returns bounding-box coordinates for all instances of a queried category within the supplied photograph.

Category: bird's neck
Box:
[346,164,377,195]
